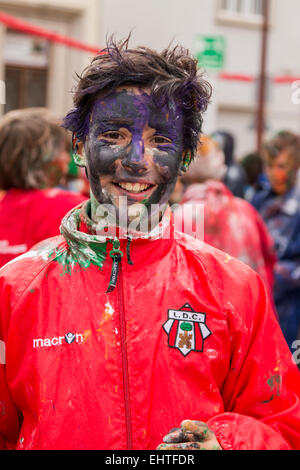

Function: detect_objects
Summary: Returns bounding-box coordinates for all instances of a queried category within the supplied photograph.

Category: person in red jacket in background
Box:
[172,135,276,293]
[0,38,300,451]
[0,107,87,268]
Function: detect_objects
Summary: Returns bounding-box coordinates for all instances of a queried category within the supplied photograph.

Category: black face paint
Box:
[85,87,185,229]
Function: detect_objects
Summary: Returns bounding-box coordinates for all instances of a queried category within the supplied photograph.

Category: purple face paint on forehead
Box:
[89,88,184,147]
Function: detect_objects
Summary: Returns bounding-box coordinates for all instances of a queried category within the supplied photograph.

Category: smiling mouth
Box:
[114,182,155,194]
[111,181,157,202]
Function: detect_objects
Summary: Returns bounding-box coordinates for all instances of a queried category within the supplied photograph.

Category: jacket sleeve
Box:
[207,273,300,450]
[0,363,20,449]
[0,275,22,449]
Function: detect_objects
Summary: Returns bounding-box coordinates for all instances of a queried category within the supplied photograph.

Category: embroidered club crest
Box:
[163,303,212,356]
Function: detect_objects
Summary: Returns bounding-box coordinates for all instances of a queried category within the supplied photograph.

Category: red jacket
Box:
[0,188,87,268]
[0,201,300,450]
[174,181,276,292]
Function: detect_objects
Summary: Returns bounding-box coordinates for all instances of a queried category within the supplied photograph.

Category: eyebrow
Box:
[149,112,180,132]
[96,118,135,127]
[150,122,178,139]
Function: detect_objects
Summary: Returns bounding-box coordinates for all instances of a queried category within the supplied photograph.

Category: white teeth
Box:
[118,182,151,193]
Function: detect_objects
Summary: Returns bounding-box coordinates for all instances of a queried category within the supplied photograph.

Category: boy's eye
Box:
[151,135,172,145]
[99,131,125,142]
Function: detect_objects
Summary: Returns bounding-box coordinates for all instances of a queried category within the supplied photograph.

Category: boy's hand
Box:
[157,420,222,450]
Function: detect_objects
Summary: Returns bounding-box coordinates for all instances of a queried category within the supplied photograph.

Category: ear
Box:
[178,150,192,176]
[72,134,87,168]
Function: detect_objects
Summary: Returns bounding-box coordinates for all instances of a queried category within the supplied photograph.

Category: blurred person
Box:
[0,107,87,267]
[0,39,300,452]
[211,130,247,198]
[173,135,276,292]
[251,131,300,350]
[241,151,270,201]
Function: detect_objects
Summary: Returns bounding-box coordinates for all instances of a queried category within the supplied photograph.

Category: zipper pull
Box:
[106,238,123,294]
[126,236,133,265]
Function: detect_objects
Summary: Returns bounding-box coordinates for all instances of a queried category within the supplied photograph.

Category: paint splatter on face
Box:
[84,86,185,228]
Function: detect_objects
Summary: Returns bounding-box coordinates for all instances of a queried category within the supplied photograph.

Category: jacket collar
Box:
[60,200,175,269]
[78,200,173,241]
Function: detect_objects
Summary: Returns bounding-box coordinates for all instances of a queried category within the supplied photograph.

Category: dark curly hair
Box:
[63,36,212,159]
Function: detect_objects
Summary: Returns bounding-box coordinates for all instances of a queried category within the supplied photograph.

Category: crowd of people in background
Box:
[0,106,299,356]
[172,128,300,354]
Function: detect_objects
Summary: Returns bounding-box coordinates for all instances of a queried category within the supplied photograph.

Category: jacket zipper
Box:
[117,259,133,450]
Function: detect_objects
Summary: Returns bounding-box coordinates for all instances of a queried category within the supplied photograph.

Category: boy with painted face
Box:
[1,40,300,451]
[252,131,300,352]
[83,86,186,231]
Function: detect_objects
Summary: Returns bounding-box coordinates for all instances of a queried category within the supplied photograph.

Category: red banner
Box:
[0,11,100,54]
[219,72,255,82]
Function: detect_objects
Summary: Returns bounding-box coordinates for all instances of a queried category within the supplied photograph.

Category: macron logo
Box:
[33,332,84,348]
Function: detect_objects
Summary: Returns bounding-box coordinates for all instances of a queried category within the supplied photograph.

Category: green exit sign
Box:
[194,35,226,71]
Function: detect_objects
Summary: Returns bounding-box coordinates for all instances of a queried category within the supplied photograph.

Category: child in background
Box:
[252,131,300,350]
[0,107,87,268]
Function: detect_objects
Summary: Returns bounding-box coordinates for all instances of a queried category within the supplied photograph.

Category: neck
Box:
[89,190,169,236]
[90,191,100,223]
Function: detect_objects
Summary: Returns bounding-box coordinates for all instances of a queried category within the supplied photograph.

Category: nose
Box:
[122,139,148,174]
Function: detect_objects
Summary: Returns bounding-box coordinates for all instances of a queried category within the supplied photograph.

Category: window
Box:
[217,0,266,26]
[4,30,49,113]
[5,66,48,113]
[220,0,263,15]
